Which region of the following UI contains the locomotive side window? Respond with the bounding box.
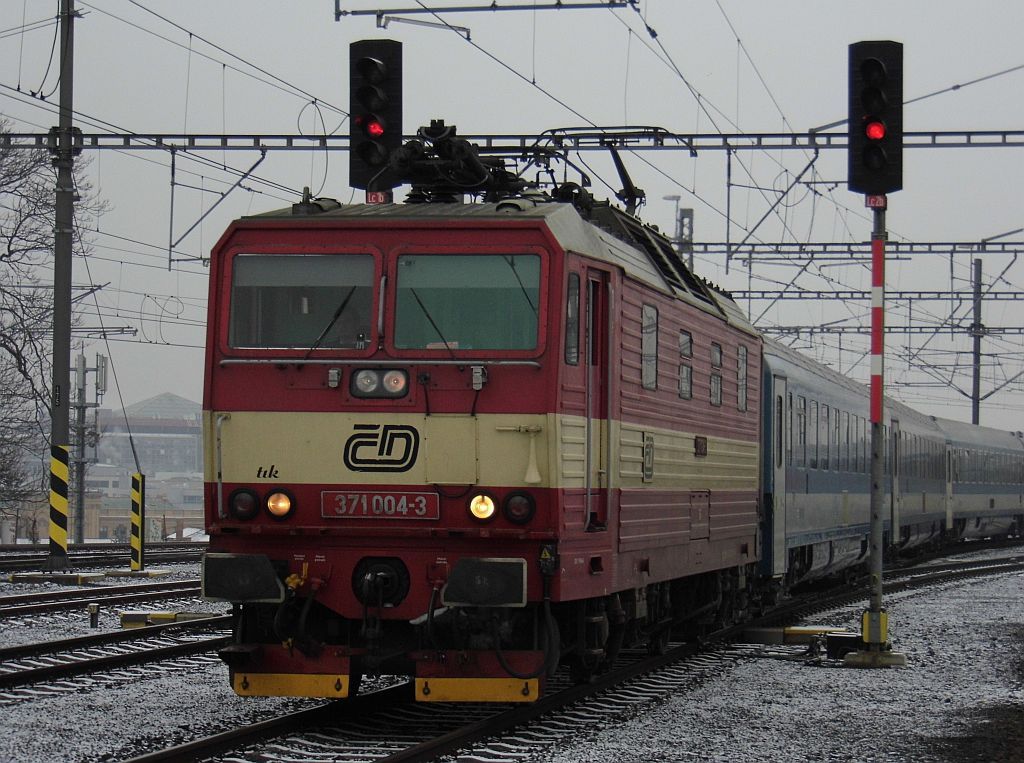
[709,342,722,407]
[678,330,692,399]
[678,364,692,399]
[737,345,748,412]
[641,304,658,390]
[565,273,580,365]
[229,254,374,349]
[679,330,693,357]
[394,254,540,351]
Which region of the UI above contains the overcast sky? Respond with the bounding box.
[2,1,1023,430]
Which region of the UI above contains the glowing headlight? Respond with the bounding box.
[266,491,294,519]
[468,494,496,521]
[382,369,408,395]
[353,369,380,394]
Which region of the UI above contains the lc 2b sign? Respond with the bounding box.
[343,424,420,472]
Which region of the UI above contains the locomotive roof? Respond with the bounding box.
[241,199,757,337]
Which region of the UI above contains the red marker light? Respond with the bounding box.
[865,120,886,141]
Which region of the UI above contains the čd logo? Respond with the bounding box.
[343,424,419,472]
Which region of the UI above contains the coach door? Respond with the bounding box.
[944,444,954,533]
[890,418,902,541]
[584,268,610,531]
[770,376,788,577]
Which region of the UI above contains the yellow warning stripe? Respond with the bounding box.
[48,445,69,554]
[415,677,538,703]
[232,672,349,697]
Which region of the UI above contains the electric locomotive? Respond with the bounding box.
[200,129,762,702]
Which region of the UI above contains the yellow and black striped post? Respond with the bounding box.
[130,472,146,571]
[46,444,71,571]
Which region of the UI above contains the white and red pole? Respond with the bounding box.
[867,196,887,648]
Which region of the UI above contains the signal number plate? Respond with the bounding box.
[321,491,439,520]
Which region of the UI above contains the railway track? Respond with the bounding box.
[0,543,205,572]
[0,615,231,696]
[114,551,1024,763]
[0,579,202,617]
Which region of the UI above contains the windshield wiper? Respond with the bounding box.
[503,256,537,316]
[410,287,457,359]
[304,285,358,358]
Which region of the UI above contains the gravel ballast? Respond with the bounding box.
[1,564,1022,762]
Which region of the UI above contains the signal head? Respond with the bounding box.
[847,41,903,195]
[349,40,403,192]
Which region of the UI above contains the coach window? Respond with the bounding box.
[787,392,794,465]
[796,396,807,467]
[565,273,580,365]
[737,345,748,412]
[641,304,658,389]
[820,405,830,470]
[229,254,374,349]
[809,401,819,469]
[835,411,843,471]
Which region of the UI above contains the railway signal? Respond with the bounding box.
[847,40,903,195]
[349,39,402,192]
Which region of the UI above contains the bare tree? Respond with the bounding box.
[0,117,101,539]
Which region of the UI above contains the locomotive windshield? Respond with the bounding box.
[394,254,540,351]
[228,254,374,349]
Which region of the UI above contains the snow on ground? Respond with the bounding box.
[534,572,1024,763]
[1,560,1023,762]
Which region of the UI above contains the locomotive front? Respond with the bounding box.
[201,202,566,702]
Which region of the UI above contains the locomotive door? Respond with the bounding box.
[770,376,788,577]
[584,268,610,530]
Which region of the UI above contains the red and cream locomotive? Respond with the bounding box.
[201,128,763,702]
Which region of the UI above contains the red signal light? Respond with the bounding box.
[366,120,385,138]
[865,120,886,141]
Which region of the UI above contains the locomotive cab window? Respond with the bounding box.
[641,304,658,390]
[394,254,540,351]
[229,254,374,349]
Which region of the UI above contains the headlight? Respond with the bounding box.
[382,369,408,395]
[468,493,496,522]
[353,369,380,394]
[350,368,409,398]
[265,490,294,520]
[502,492,536,525]
[228,489,259,520]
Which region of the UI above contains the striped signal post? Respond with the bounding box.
[130,473,146,571]
[846,196,906,667]
[46,445,71,571]
[867,203,887,645]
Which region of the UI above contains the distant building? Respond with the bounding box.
[97,392,202,474]
[9,393,207,544]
